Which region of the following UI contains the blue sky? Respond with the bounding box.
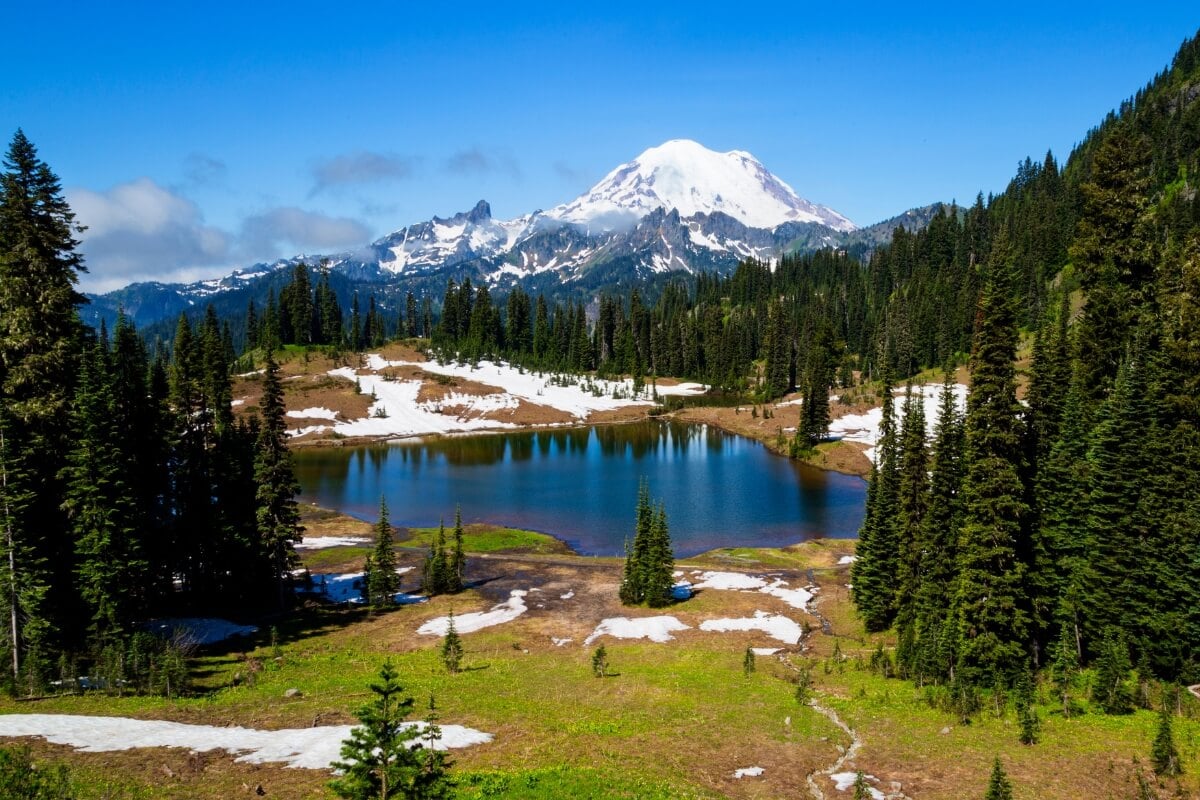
[3,3,1197,291]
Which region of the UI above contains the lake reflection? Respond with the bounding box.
[293,420,866,557]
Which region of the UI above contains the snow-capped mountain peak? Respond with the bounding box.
[547,139,855,233]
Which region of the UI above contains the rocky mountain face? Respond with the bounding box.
[84,140,934,331]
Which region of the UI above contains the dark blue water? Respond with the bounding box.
[293,420,866,557]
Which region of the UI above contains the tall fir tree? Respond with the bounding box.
[367,498,400,609]
[911,369,964,683]
[619,480,654,605]
[448,506,465,594]
[253,351,303,609]
[894,385,929,675]
[851,374,901,632]
[0,130,87,688]
[953,237,1031,688]
[61,338,145,645]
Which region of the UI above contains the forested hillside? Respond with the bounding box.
[851,29,1200,693]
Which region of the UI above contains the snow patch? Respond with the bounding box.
[294,536,370,550]
[583,616,690,645]
[829,383,967,464]
[417,590,528,635]
[287,407,339,421]
[699,611,804,644]
[551,637,572,647]
[689,571,814,611]
[0,714,491,771]
[831,772,884,799]
[837,555,857,565]
[142,618,257,645]
[733,766,764,778]
[301,570,420,605]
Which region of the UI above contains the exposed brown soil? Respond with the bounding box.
[415,373,506,403]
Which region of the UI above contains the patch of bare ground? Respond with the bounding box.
[674,397,873,477]
[373,341,427,362]
[587,405,655,424]
[415,373,506,403]
[477,400,578,426]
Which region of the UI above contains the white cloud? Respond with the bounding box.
[444,147,520,179]
[239,207,371,256]
[311,151,417,194]
[69,179,373,293]
[69,179,232,291]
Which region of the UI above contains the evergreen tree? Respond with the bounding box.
[440,613,463,674]
[1151,685,1181,777]
[0,130,86,688]
[851,771,871,800]
[423,522,449,596]
[62,339,145,644]
[894,385,929,674]
[329,661,453,800]
[762,299,792,399]
[983,757,1013,800]
[852,374,900,632]
[742,647,755,676]
[1049,624,1079,718]
[448,507,465,594]
[591,645,608,678]
[642,503,675,608]
[1015,665,1039,745]
[368,498,400,609]
[912,369,964,683]
[954,238,1030,688]
[254,351,303,609]
[619,481,654,605]
[1092,628,1135,715]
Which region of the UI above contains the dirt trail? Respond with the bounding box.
[804,699,863,799]
[1189,684,1200,701]
[796,588,911,800]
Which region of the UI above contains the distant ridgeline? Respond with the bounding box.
[0,26,1199,698]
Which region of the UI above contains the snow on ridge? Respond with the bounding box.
[546,139,855,233]
[0,714,492,771]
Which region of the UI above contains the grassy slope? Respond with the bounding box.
[3,534,1197,799]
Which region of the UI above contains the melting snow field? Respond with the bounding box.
[417,590,528,635]
[831,771,884,799]
[733,766,765,779]
[699,611,804,644]
[689,571,815,611]
[142,618,257,645]
[302,569,420,605]
[829,383,967,463]
[584,616,691,645]
[0,714,492,771]
[289,354,707,439]
[294,536,370,550]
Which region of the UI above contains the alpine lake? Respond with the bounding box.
[294,419,866,557]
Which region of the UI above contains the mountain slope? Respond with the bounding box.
[85,140,908,331]
[547,139,855,232]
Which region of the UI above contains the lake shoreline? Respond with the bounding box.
[288,407,875,479]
